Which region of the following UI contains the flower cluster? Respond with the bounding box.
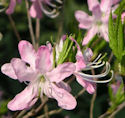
[6,0,63,18]
[75,0,120,45]
[1,0,122,113]
[1,36,112,111]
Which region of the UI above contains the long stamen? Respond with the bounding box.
[55,0,63,4]
[77,71,113,83]
[77,62,110,78]
[83,61,105,71]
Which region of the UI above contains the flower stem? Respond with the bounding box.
[25,0,36,49]
[35,18,40,50]
[8,15,21,41]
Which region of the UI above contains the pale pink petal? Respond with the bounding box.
[30,1,42,18]
[122,12,125,23]
[100,25,109,42]
[8,84,38,111]
[112,0,120,5]
[43,81,71,99]
[57,82,71,92]
[11,58,37,82]
[47,43,53,65]
[49,83,77,110]
[18,40,36,69]
[100,0,112,12]
[87,0,99,11]
[46,62,76,83]
[36,46,52,73]
[75,50,86,71]
[92,5,102,19]
[82,26,98,45]
[76,75,96,94]
[75,10,93,29]
[101,12,110,24]
[1,63,17,79]
[111,81,121,95]
[6,0,16,14]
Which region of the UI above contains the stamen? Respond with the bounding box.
[55,0,63,4]
[39,0,61,18]
[24,81,29,85]
[93,54,102,63]
[77,70,113,83]
[83,61,105,71]
[77,62,110,78]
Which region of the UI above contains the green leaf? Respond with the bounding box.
[57,37,73,65]
[114,0,125,15]
[109,12,117,56]
[116,12,124,61]
[108,10,124,61]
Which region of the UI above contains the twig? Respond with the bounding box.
[25,0,36,49]
[42,96,49,118]
[16,110,27,118]
[98,111,109,118]
[8,15,21,41]
[89,69,96,118]
[66,75,75,84]
[22,97,48,118]
[75,88,85,99]
[109,102,125,118]
[90,92,97,118]
[36,88,85,118]
[44,104,49,118]
[99,102,125,118]
[37,108,62,118]
[35,18,40,49]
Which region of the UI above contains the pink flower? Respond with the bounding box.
[75,0,120,45]
[30,0,62,18]
[73,47,112,94]
[74,48,96,94]
[6,0,22,14]
[1,40,77,111]
[29,0,49,18]
[69,37,110,94]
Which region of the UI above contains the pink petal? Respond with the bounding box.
[8,84,38,111]
[30,1,42,19]
[11,58,37,82]
[1,63,17,79]
[18,40,36,69]
[36,46,52,73]
[100,0,112,12]
[6,0,16,14]
[50,83,77,110]
[100,25,109,42]
[57,82,71,92]
[44,81,71,98]
[87,0,99,11]
[46,62,76,83]
[112,0,120,5]
[75,10,93,29]
[82,26,98,45]
[92,5,102,19]
[122,12,125,23]
[76,75,96,94]
[75,50,86,71]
